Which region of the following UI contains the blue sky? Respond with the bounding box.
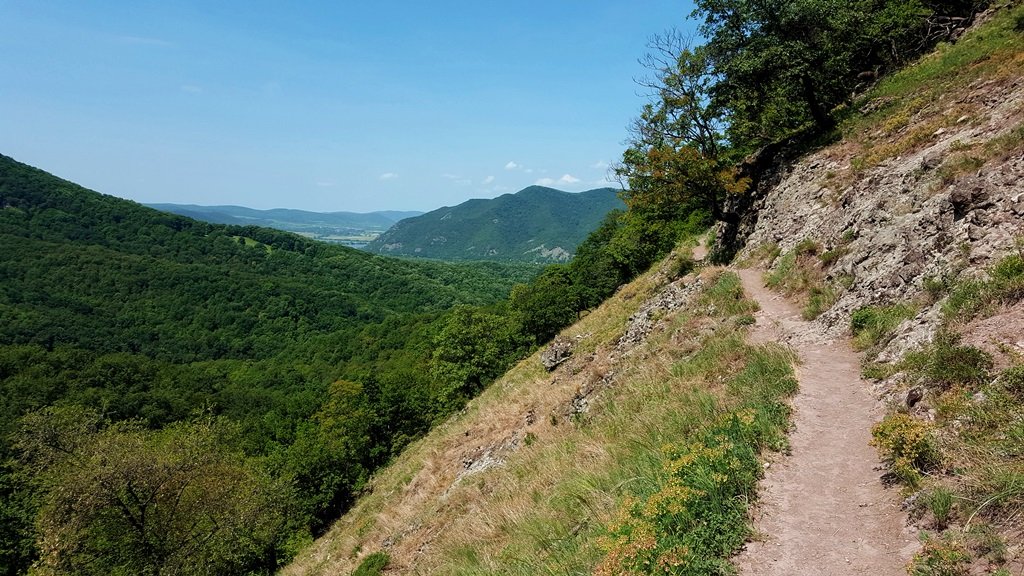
[1,1,698,212]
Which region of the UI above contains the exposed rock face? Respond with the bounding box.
[540,338,573,371]
[617,277,704,353]
[733,75,1024,359]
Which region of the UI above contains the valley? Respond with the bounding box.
[2,1,1022,576]
[145,203,423,248]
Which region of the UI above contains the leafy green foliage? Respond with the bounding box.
[909,534,971,576]
[509,266,582,345]
[694,0,979,152]
[431,306,525,408]
[15,407,291,576]
[0,154,536,574]
[593,274,797,574]
[364,186,625,263]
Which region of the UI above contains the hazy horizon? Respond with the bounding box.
[1,1,697,213]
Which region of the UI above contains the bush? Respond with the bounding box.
[594,410,765,576]
[871,413,940,488]
[909,535,969,576]
[903,330,992,391]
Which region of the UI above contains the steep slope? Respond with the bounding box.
[363,186,625,262]
[0,153,543,574]
[725,4,1024,573]
[0,154,529,361]
[145,204,422,246]
[284,245,803,575]
[284,7,1024,575]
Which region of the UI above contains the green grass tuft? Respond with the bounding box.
[850,303,917,350]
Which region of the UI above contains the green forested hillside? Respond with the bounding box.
[363,186,625,262]
[0,153,538,575]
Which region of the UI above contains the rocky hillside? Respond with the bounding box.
[731,4,1023,355]
[363,186,624,263]
[283,5,1024,575]
[727,5,1024,572]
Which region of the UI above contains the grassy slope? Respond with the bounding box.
[288,7,1024,575]
[284,248,797,575]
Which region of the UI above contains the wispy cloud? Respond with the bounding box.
[535,174,581,187]
[441,173,471,185]
[504,161,519,170]
[482,175,495,185]
[379,172,399,180]
[591,160,610,170]
[315,181,335,188]
[180,84,204,94]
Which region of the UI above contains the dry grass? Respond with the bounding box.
[283,256,795,576]
[832,2,1024,182]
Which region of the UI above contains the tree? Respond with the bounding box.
[508,267,582,345]
[283,379,379,531]
[614,34,744,231]
[694,0,979,148]
[15,407,290,576]
[430,306,523,405]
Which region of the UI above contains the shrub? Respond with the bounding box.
[903,330,992,391]
[871,413,940,488]
[909,536,970,576]
[594,410,766,576]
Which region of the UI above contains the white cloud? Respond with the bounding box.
[591,160,610,170]
[535,174,581,187]
[456,178,472,185]
[482,175,495,185]
[504,161,519,170]
[441,173,460,180]
[180,84,204,94]
[379,172,399,180]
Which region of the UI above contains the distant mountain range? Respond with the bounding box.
[145,203,422,247]
[363,186,625,263]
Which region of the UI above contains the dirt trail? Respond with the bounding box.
[733,268,918,575]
